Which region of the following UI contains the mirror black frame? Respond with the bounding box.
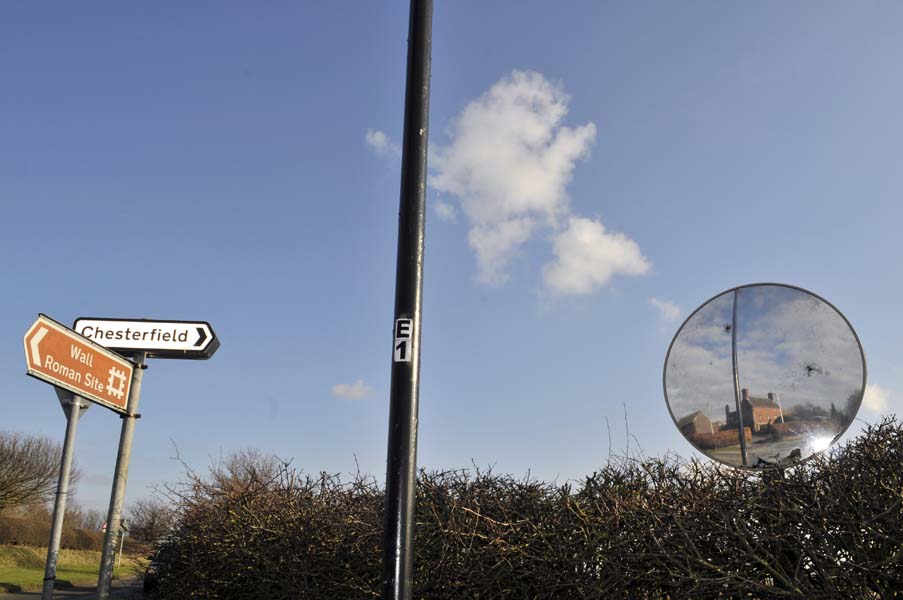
[662,282,867,470]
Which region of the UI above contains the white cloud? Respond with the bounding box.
[863,383,892,413]
[542,217,650,295]
[430,70,595,225]
[365,129,400,158]
[433,70,642,289]
[434,199,458,223]
[650,297,682,322]
[469,217,534,285]
[330,379,373,400]
[430,70,649,293]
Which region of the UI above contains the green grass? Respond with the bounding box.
[0,545,144,593]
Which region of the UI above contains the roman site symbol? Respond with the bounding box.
[106,367,128,400]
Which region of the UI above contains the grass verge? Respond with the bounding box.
[0,545,145,593]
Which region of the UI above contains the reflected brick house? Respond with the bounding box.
[678,411,714,437]
[725,389,784,432]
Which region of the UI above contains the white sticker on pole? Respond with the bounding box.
[394,318,413,363]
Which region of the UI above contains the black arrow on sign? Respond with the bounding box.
[194,327,208,348]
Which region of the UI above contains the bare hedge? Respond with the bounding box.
[149,418,903,599]
[0,516,97,549]
[0,515,143,553]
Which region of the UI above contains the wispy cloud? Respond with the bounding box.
[365,129,400,159]
[434,199,458,223]
[330,379,373,400]
[863,383,892,413]
[650,297,682,323]
[430,70,649,293]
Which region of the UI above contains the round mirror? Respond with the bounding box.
[663,283,866,469]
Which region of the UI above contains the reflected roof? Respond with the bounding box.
[677,411,707,427]
[746,395,779,409]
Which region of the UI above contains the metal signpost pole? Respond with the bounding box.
[382,1,432,598]
[97,352,146,599]
[117,528,124,569]
[116,520,128,570]
[41,391,86,600]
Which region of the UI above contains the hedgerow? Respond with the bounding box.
[149,418,903,599]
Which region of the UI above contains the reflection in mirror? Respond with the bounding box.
[664,284,865,469]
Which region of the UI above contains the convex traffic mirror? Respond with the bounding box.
[664,284,866,469]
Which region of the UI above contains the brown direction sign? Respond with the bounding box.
[24,314,135,414]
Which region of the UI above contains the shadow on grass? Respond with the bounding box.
[0,581,24,593]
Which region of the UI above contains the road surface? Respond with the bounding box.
[0,577,143,599]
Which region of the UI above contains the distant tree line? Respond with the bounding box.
[0,499,159,553]
[0,429,162,553]
[146,419,901,598]
[0,501,105,551]
[0,430,73,511]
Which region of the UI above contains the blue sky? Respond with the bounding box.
[1,2,901,512]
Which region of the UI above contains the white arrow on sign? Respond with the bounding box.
[29,326,48,366]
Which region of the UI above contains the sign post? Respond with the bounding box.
[76,316,218,598]
[383,1,432,598]
[117,519,129,569]
[23,315,135,600]
[40,389,89,600]
[96,351,146,599]
[23,313,219,599]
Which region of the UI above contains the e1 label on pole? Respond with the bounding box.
[24,314,134,414]
[394,318,413,363]
[73,317,219,359]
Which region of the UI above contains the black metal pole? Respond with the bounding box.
[382,1,432,599]
[730,289,749,467]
